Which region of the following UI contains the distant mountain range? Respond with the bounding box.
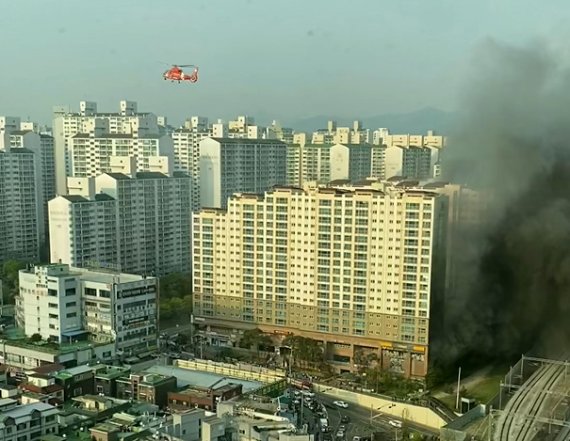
[288,107,457,134]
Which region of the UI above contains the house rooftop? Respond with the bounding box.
[55,364,93,380]
[94,365,130,380]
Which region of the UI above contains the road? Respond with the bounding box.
[159,322,194,336]
[316,393,439,441]
[315,393,392,441]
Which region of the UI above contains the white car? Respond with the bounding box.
[333,400,349,408]
[388,420,402,428]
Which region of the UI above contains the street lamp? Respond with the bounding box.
[369,403,396,426]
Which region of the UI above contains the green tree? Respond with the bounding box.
[182,295,193,316]
[1,260,26,302]
[282,335,324,367]
[159,298,175,320]
[160,272,192,299]
[240,328,273,352]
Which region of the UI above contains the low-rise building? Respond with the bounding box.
[20,392,50,405]
[20,372,64,405]
[116,372,177,408]
[54,365,94,401]
[94,365,131,397]
[70,395,131,422]
[0,398,17,412]
[0,338,115,371]
[0,385,19,400]
[16,263,157,357]
[0,402,59,441]
[168,383,243,412]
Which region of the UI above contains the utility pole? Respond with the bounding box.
[456,366,462,411]
[487,407,493,441]
[300,394,304,428]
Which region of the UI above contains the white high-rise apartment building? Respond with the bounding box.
[199,137,287,209]
[373,129,446,179]
[287,143,373,187]
[266,120,294,143]
[9,129,56,247]
[49,169,192,277]
[192,181,448,378]
[228,115,256,138]
[48,193,118,268]
[52,100,160,194]
[0,116,20,149]
[0,146,40,262]
[329,143,373,182]
[173,116,210,211]
[17,263,157,355]
[68,131,173,178]
[311,120,371,145]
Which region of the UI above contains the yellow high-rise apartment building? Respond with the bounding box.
[192,181,448,378]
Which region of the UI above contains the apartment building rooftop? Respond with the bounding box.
[72,133,163,139]
[210,137,287,145]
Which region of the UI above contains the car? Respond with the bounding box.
[336,431,345,439]
[333,401,349,408]
[388,420,402,428]
[340,415,350,424]
[339,425,347,431]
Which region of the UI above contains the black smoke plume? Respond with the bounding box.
[434,39,570,366]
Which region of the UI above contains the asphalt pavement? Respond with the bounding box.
[316,393,392,441]
[315,393,439,441]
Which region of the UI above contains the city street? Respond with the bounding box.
[315,393,439,441]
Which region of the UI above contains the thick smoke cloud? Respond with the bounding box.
[435,39,570,365]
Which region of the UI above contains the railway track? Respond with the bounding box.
[495,360,565,441]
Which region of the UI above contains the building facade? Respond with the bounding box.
[192,182,448,378]
[0,402,59,441]
[49,170,192,276]
[0,147,40,262]
[373,130,446,180]
[8,130,56,251]
[172,118,210,212]
[199,138,287,209]
[16,263,158,356]
[68,132,173,178]
[52,100,160,194]
[329,143,373,182]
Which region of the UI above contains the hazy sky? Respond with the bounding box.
[1,0,569,126]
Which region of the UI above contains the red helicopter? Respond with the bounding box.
[163,64,199,83]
